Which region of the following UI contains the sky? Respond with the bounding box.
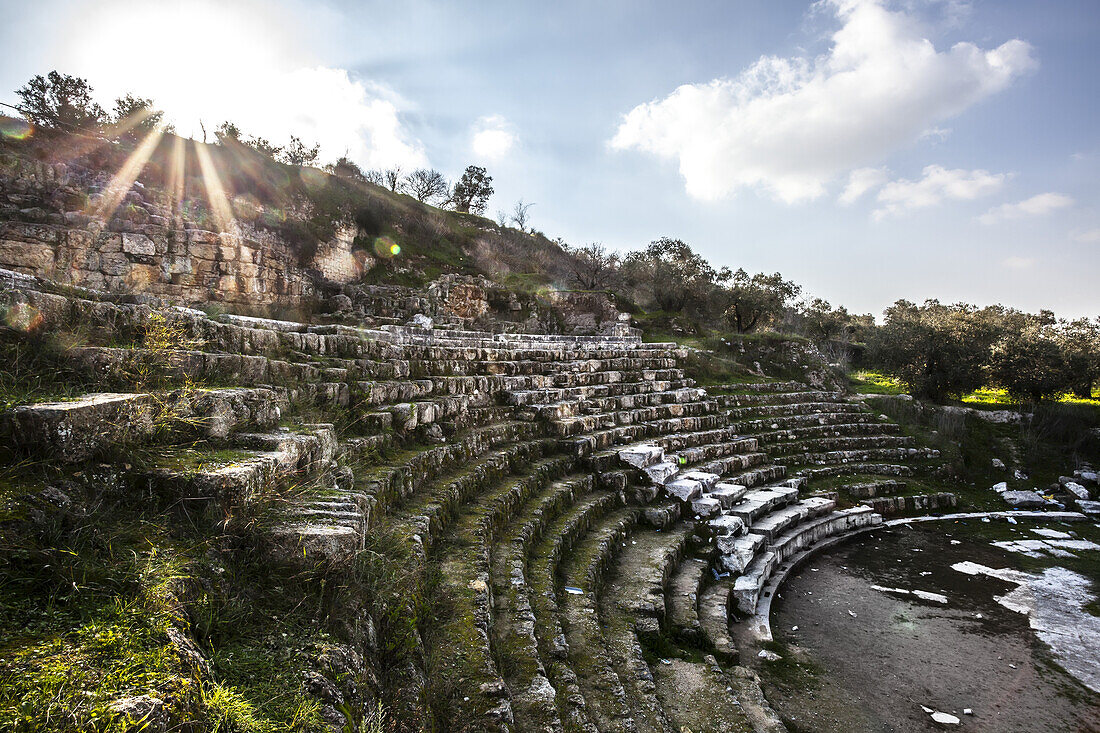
[1,0,1098,319]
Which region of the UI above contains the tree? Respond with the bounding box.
[384,167,404,193]
[246,136,283,158]
[990,323,1072,402]
[1059,318,1100,398]
[568,242,620,290]
[280,135,320,166]
[722,270,801,333]
[621,238,725,313]
[16,71,105,132]
[111,94,169,139]
[450,165,494,214]
[363,169,384,186]
[510,199,534,232]
[215,121,242,143]
[869,299,1001,401]
[324,155,366,181]
[404,168,449,204]
[798,298,850,341]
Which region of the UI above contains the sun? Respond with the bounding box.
[61,0,304,138]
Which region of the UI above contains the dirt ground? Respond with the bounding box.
[758,524,1100,733]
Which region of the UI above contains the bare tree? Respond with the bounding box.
[364,169,384,186]
[569,242,620,290]
[496,210,509,228]
[280,135,321,166]
[404,168,449,204]
[510,199,534,233]
[383,166,405,193]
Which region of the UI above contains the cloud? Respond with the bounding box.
[471,115,517,161]
[53,1,428,172]
[977,192,1074,224]
[276,67,429,171]
[873,165,1006,218]
[840,167,890,204]
[1072,228,1100,243]
[610,0,1034,202]
[1003,256,1034,270]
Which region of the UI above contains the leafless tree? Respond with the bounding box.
[384,166,404,193]
[364,169,384,186]
[404,168,449,204]
[510,199,534,233]
[496,210,509,228]
[569,242,620,290]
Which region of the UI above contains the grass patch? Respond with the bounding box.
[848,370,906,396]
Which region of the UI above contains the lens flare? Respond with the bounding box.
[0,118,33,140]
[3,303,43,333]
[373,237,401,259]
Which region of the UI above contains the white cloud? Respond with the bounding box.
[1003,256,1034,270]
[977,192,1074,224]
[873,165,1006,218]
[840,167,890,204]
[471,115,517,161]
[610,0,1034,202]
[1072,228,1100,243]
[55,1,428,171]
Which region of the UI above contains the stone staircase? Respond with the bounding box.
[1,272,966,732]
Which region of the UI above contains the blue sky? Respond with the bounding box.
[1,0,1097,318]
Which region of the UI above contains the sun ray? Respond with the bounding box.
[193,140,236,233]
[167,134,186,216]
[91,123,166,222]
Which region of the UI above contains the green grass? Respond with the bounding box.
[847,370,906,396]
[961,385,1100,409]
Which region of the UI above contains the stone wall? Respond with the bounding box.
[0,157,366,310]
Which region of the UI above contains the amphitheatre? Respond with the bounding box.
[1,74,1099,733]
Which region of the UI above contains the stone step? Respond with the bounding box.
[528,488,624,733]
[715,390,845,408]
[843,480,907,499]
[422,454,576,731]
[766,434,915,454]
[732,411,882,433]
[727,401,869,421]
[522,388,709,421]
[397,444,565,550]
[731,507,882,616]
[697,579,737,661]
[778,446,939,467]
[754,421,903,444]
[504,379,697,406]
[564,414,728,457]
[704,381,806,394]
[137,424,337,505]
[667,557,710,644]
[349,421,541,524]
[746,497,837,541]
[557,506,644,732]
[861,492,957,515]
[491,475,596,733]
[1,387,282,462]
[552,400,720,437]
[796,462,917,480]
[600,525,694,733]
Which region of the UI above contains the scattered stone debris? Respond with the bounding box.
[757,649,782,662]
[870,585,948,604]
[952,561,1100,693]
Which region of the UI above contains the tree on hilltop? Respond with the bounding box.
[450,165,493,214]
[324,155,366,181]
[111,94,171,139]
[568,242,620,291]
[723,270,801,334]
[404,168,449,204]
[16,71,105,132]
[280,135,320,166]
[622,237,727,313]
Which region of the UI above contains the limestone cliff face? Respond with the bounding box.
[0,157,359,308]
